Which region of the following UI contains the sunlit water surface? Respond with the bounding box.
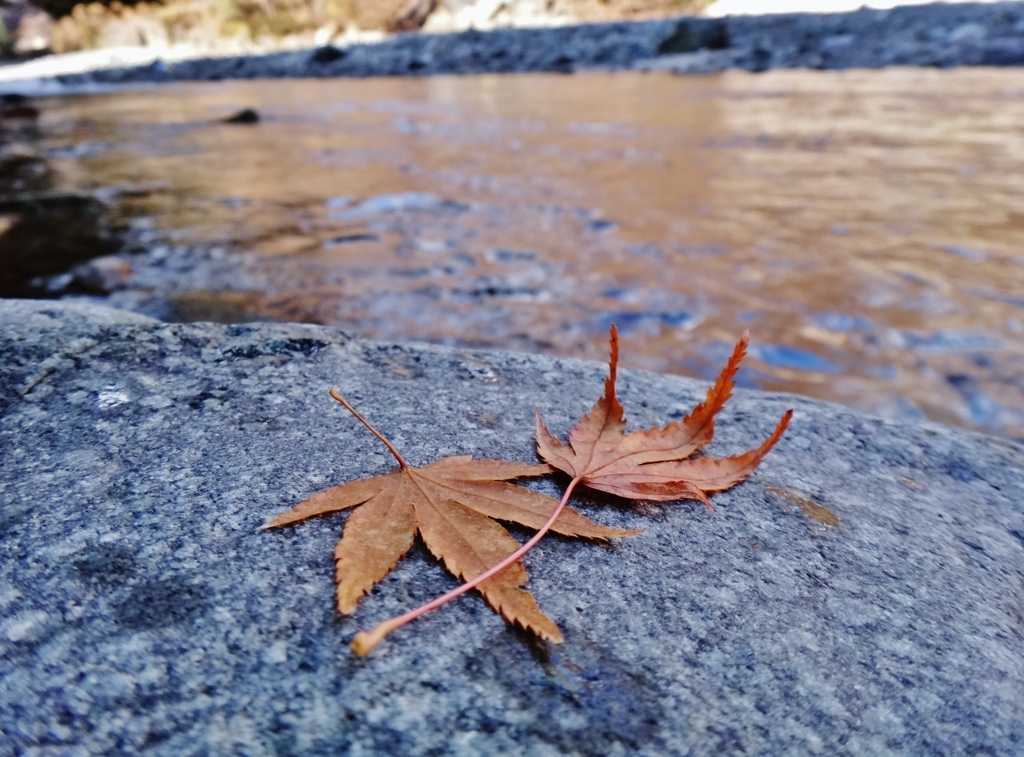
[36,69,1024,438]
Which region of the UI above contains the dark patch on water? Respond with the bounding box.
[947,373,973,391]
[323,233,379,247]
[603,310,699,334]
[601,286,629,299]
[751,344,843,374]
[223,108,260,125]
[585,219,616,232]
[0,193,119,297]
[461,284,541,299]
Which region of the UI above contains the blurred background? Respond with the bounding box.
[0,0,1022,441]
[3,0,719,58]
[0,0,1003,57]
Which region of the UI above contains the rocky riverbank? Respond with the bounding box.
[0,1,1022,89]
[1,298,1022,755]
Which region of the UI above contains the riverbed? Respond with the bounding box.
[29,67,1024,438]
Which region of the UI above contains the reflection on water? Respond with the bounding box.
[0,95,119,296]
[32,69,1024,439]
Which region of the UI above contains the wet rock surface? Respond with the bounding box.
[1,1,1022,88]
[1,299,1022,755]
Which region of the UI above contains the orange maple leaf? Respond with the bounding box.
[536,326,793,510]
[268,328,790,656]
[263,389,636,653]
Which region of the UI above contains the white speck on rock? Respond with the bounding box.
[0,584,23,610]
[263,640,288,664]
[3,610,48,641]
[97,385,130,410]
[140,394,173,409]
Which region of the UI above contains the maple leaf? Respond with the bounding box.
[536,326,793,510]
[263,389,636,654]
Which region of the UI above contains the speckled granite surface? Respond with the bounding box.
[1,299,1022,755]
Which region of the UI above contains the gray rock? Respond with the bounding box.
[2,1,1024,89]
[656,18,729,55]
[1,298,1022,756]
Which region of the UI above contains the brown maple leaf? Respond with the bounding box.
[536,326,793,509]
[263,388,636,654]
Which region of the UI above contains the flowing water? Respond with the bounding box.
[29,68,1024,438]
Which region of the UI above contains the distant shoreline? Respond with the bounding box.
[0,1,1022,92]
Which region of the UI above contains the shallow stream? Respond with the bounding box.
[29,68,1024,438]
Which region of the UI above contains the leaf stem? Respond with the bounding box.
[351,474,585,655]
[328,387,410,469]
